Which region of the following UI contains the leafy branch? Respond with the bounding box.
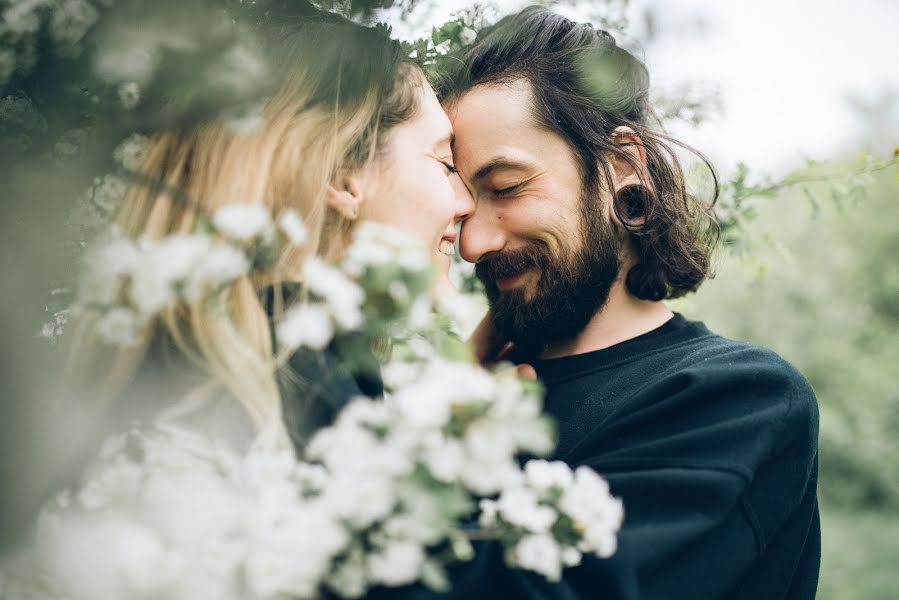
[716,151,898,250]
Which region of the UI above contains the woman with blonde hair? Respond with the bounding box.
[61,13,473,456]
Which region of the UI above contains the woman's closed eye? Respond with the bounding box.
[439,160,458,175]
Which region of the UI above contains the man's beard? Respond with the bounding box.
[475,199,621,358]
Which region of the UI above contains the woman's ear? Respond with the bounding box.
[325,169,365,220]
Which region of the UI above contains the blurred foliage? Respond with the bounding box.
[819,508,899,600]
[679,155,899,598]
[687,155,899,510]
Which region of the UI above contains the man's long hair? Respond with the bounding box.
[439,6,720,301]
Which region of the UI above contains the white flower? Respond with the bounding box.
[561,546,583,567]
[276,302,334,351]
[323,473,396,528]
[118,81,141,109]
[277,209,308,246]
[241,449,297,487]
[381,359,421,389]
[141,470,243,548]
[50,0,99,52]
[130,235,210,316]
[80,232,140,306]
[513,534,563,581]
[212,204,272,242]
[497,488,557,533]
[113,522,181,593]
[407,296,434,330]
[246,502,346,599]
[524,460,574,493]
[436,291,485,337]
[391,382,453,428]
[295,462,329,494]
[91,174,128,213]
[461,423,521,495]
[95,307,143,346]
[181,244,249,302]
[93,32,162,86]
[77,454,143,509]
[366,541,425,587]
[391,360,496,426]
[459,27,477,46]
[113,133,150,172]
[303,256,364,330]
[342,221,430,276]
[334,398,392,431]
[309,412,412,480]
[479,499,499,528]
[222,101,266,134]
[580,522,619,558]
[38,514,180,599]
[388,280,409,301]
[421,434,465,483]
[558,466,623,558]
[3,1,45,36]
[327,545,368,599]
[332,302,364,332]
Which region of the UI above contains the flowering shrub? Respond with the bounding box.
[2,209,624,599]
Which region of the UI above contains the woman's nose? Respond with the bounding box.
[451,174,475,223]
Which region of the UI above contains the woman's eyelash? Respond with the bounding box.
[441,161,458,174]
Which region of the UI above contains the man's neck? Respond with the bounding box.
[539,279,673,360]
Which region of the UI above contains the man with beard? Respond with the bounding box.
[436,6,821,600]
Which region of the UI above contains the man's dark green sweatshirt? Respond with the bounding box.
[518,312,821,599]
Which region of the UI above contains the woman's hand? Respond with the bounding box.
[468,312,537,380]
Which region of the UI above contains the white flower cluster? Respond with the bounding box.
[79,231,249,345]
[113,133,150,172]
[275,220,437,353]
[341,221,431,277]
[78,204,308,346]
[480,460,624,581]
[4,361,595,599]
[3,427,350,600]
[0,0,101,84]
[36,211,626,599]
[302,360,556,593]
[276,256,364,351]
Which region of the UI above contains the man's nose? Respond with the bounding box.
[451,175,475,224]
[459,199,507,263]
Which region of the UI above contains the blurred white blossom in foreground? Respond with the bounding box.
[5,209,623,598]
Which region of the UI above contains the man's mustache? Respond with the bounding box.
[474,243,549,285]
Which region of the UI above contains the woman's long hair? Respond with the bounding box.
[61,16,422,442]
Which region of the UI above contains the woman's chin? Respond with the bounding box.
[433,253,458,294]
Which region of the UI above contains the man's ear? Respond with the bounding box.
[325,169,365,220]
[607,126,652,228]
[608,125,649,190]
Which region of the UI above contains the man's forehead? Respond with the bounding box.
[449,79,537,140]
[448,79,544,170]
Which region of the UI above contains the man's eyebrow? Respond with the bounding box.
[471,158,532,182]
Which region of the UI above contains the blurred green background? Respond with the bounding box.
[681,163,899,599]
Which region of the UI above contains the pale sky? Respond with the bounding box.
[385,0,899,178]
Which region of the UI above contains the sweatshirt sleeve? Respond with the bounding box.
[568,347,819,599]
[279,331,384,454]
